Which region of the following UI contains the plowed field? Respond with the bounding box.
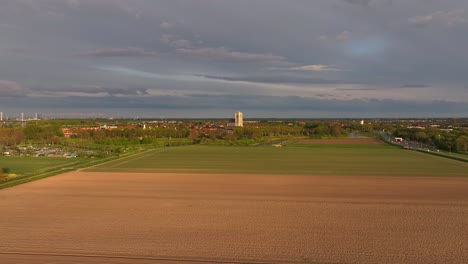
[1,172,468,264]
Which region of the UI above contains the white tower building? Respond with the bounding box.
[235,112,243,127]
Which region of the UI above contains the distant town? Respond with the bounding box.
[0,111,466,160]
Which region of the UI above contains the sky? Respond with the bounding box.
[0,0,467,118]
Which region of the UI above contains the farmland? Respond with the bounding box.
[87,145,468,177]
[296,138,386,145]
[0,155,122,190]
[1,171,468,263]
[0,156,86,176]
[1,143,468,263]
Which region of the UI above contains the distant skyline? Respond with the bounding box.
[1,0,468,117]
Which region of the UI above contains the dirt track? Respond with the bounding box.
[297,138,385,145]
[1,172,468,263]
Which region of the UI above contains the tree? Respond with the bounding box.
[455,136,468,152]
[415,131,428,141]
[330,125,343,137]
[188,129,201,144]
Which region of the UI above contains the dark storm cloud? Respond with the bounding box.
[1,0,468,117]
[2,93,467,118]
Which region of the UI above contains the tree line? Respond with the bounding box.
[391,128,468,152]
[2,120,466,153]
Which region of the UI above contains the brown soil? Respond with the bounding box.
[297,138,386,145]
[1,172,468,264]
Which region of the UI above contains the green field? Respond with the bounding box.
[86,145,468,177]
[0,155,123,189]
[0,156,88,176]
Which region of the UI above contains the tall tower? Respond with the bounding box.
[235,112,243,127]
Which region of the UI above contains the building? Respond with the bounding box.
[235,112,243,127]
[62,128,75,138]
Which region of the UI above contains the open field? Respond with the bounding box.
[1,171,468,263]
[296,138,385,145]
[0,155,128,190]
[437,150,468,160]
[86,145,468,177]
[0,156,86,176]
[2,145,468,263]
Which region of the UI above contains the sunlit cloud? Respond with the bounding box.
[291,65,341,71]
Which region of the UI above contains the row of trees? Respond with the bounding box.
[1,124,64,146]
[304,123,346,138]
[23,124,63,141]
[0,127,24,146]
[2,120,467,153]
[2,121,348,147]
[75,127,190,139]
[392,128,468,152]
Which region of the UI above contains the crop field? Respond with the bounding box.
[0,156,86,176]
[86,145,468,177]
[1,171,468,263]
[296,138,385,145]
[2,144,468,263]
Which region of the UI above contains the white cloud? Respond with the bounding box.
[291,65,340,71]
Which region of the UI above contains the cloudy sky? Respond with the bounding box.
[1,0,467,118]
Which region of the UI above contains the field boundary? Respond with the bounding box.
[413,149,468,163]
[379,134,468,163]
[80,148,161,171]
[0,157,113,190]
[296,138,385,145]
[0,149,152,190]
